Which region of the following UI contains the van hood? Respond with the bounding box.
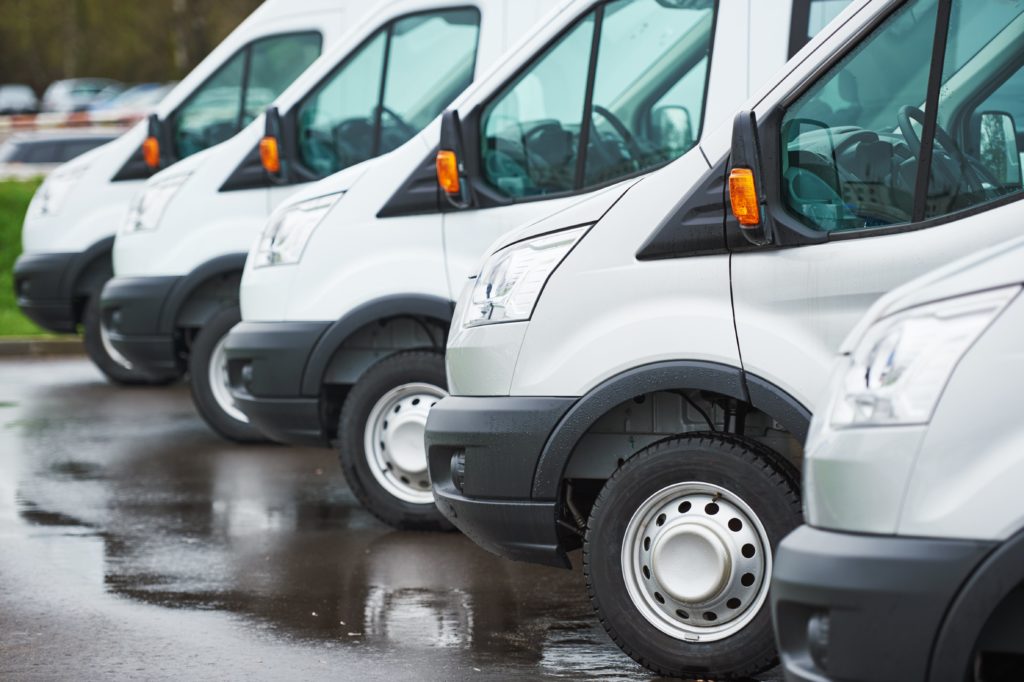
[485,178,640,256]
[841,235,1024,353]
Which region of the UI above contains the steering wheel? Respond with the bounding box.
[897,105,992,195]
[521,121,576,189]
[303,128,339,170]
[377,105,418,139]
[174,128,205,158]
[591,105,643,161]
[832,129,879,158]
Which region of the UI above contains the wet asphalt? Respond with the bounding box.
[0,356,782,681]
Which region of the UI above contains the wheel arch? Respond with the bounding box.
[531,361,811,501]
[929,527,1024,678]
[157,253,247,335]
[66,236,115,322]
[301,294,455,397]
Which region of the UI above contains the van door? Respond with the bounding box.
[442,0,719,299]
[731,0,1024,410]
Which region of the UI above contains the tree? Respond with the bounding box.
[0,0,262,94]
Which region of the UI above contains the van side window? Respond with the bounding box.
[923,1,1024,218]
[296,9,481,179]
[481,0,716,201]
[173,32,323,160]
[781,0,1024,233]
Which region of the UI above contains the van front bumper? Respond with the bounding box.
[772,525,995,681]
[99,275,182,377]
[13,252,80,333]
[222,320,332,447]
[425,395,576,568]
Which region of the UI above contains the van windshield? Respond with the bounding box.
[481,0,716,199]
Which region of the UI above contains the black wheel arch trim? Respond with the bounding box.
[745,372,811,443]
[929,527,1024,680]
[299,294,455,396]
[530,360,811,500]
[65,236,115,300]
[157,253,248,334]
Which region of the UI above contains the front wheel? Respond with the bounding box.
[189,307,266,443]
[337,351,452,531]
[584,433,801,680]
[83,294,179,386]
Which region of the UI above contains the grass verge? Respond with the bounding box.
[0,179,47,337]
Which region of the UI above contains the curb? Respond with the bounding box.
[0,337,85,357]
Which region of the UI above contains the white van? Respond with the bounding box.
[223,0,849,529]
[14,0,359,384]
[424,0,1024,677]
[99,0,551,443]
[771,236,1024,681]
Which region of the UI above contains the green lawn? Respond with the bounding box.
[0,179,47,337]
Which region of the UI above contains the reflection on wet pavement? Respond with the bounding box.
[0,357,781,680]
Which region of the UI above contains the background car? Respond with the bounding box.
[0,84,39,114]
[40,78,123,113]
[0,130,121,180]
[89,82,175,112]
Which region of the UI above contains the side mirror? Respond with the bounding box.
[260,106,286,183]
[143,113,162,170]
[729,110,773,246]
[650,105,693,155]
[977,111,1022,188]
[437,109,472,209]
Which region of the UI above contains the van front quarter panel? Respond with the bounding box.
[112,174,269,279]
[509,151,739,398]
[22,162,142,255]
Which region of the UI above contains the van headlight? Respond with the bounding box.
[464,226,589,328]
[122,172,191,234]
[31,165,88,217]
[252,193,342,268]
[830,286,1019,428]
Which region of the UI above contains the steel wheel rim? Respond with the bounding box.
[208,334,248,425]
[100,320,134,371]
[621,481,772,642]
[364,382,446,505]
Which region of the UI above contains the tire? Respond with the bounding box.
[189,306,266,443]
[584,432,801,680]
[82,294,178,386]
[337,350,453,531]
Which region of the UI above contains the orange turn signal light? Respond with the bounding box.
[729,168,760,227]
[142,136,160,169]
[436,149,461,195]
[259,136,281,174]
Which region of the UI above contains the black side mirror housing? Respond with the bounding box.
[263,106,288,184]
[145,112,169,170]
[146,113,161,141]
[729,110,773,246]
[439,109,472,209]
